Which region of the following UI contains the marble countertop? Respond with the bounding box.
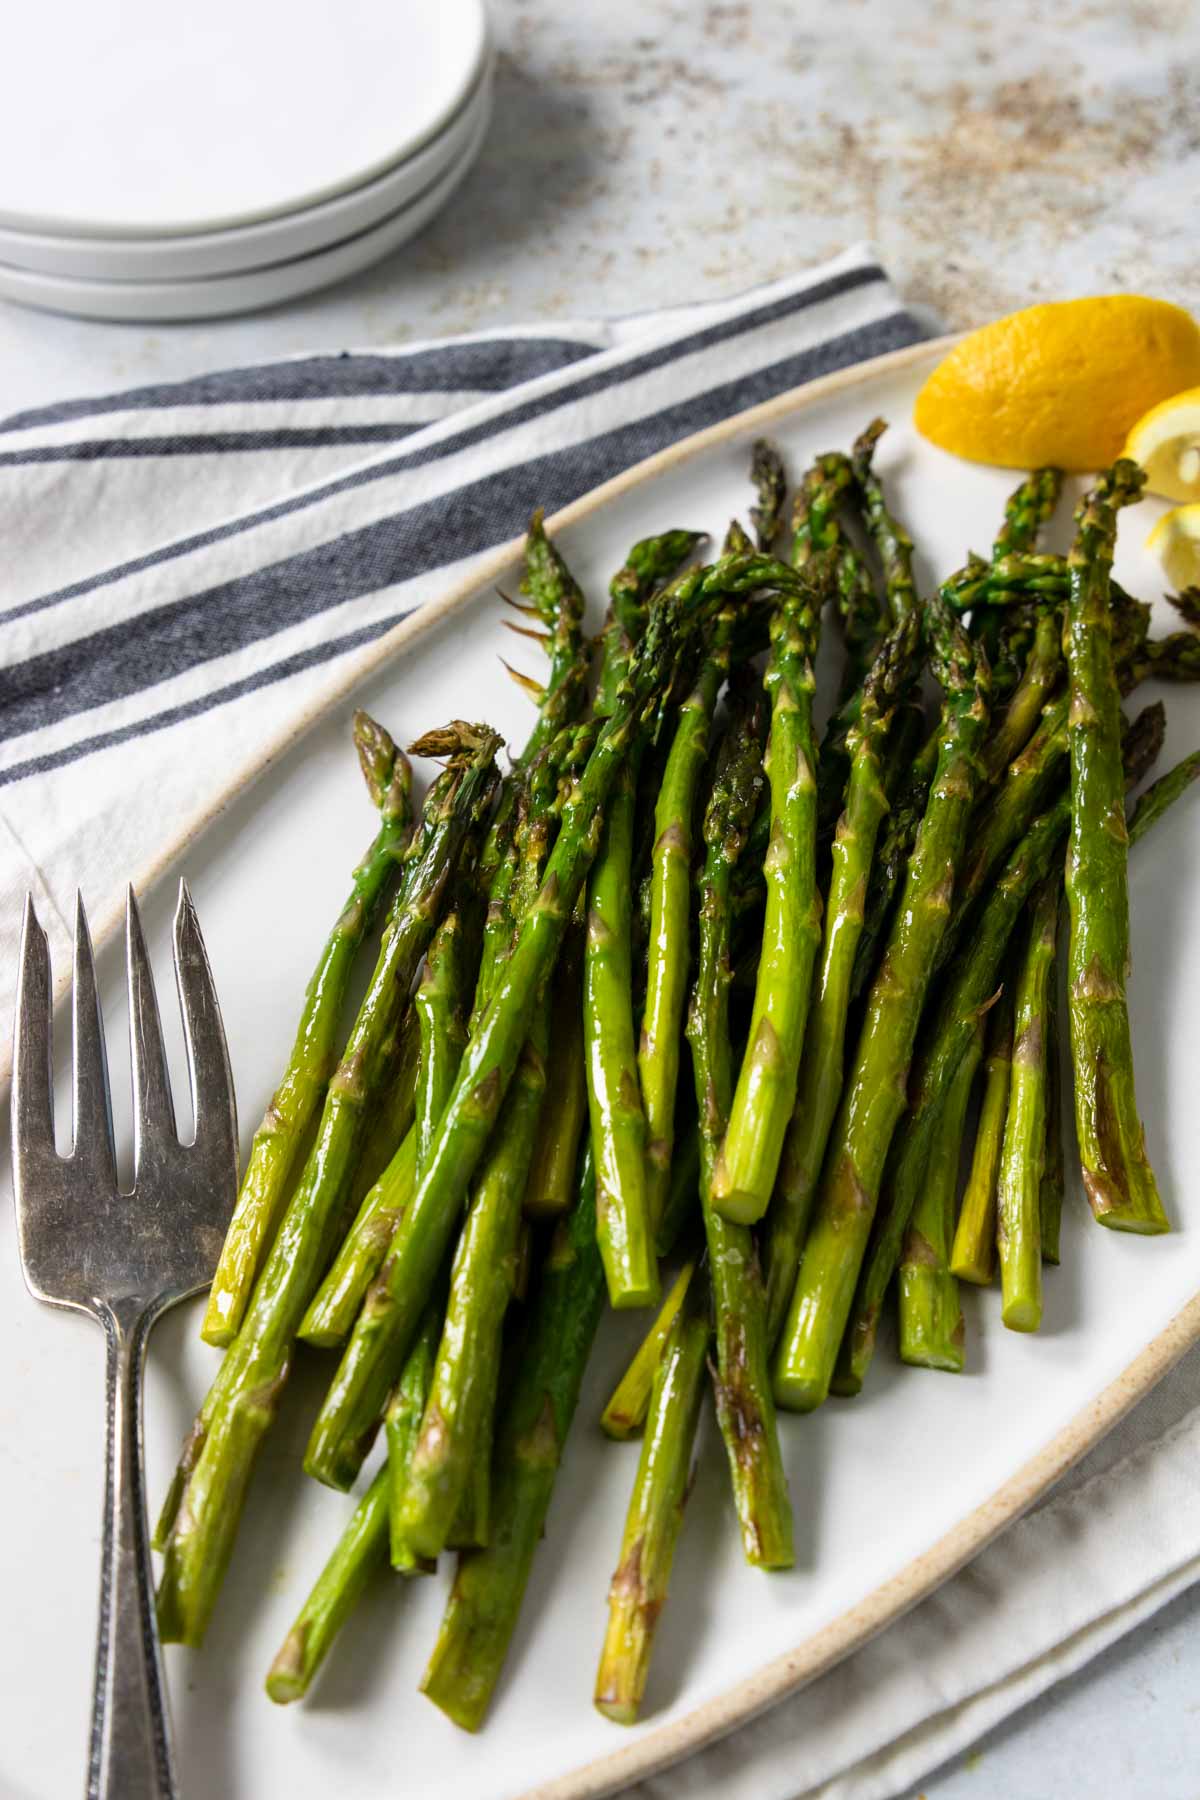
[0,0,1195,414]
[3,2,1197,1794]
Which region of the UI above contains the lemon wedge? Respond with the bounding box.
[914,296,1200,471]
[1122,388,1200,501]
[1145,504,1200,589]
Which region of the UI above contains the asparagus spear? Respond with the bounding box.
[763,611,921,1346]
[593,1301,708,1724]
[412,861,484,1174]
[587,746,656,1307]
[265,1468,392,1704]
[653,1112,702,1259]
[851,418,918,623]
[1064,463,1167,1234]
[1039,942,1066,1267]
[712,570,824,1226]
[639,603,736,1233]
[1128,747,1200,843]
[993,468,1064,558]
[998,871,1061,1331]
[305,552,804,1490]
[600,1258,698,1440]
[950,982,1015,1286]
[299,1130,418,1349]
[200,714,414,1346]
[522,916,587,1218]
[422,1145,607,1732]
[154,725,502,1647]
[385,1302,443,1572]
[981,604,1063,783]
[773,601,989,1412]
[688,681,794,1567]
[1166,586,1200,630]
[264,1302,441,1703]
[749,438,787,551]
[897,1016,979,1372]
[508,509,590,770]
[849,723,938,1002]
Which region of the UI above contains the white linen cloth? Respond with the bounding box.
[2,244,1197,1799]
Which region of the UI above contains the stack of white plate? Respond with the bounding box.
[0,0,492,321]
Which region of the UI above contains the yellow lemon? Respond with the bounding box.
[1122,389,1200,501]
[914,296,1200,472]
[1145,504,1200,590]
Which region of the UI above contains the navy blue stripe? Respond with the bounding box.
[0,340,601,434]
[0,423,425,465]
[0,608,412,790]
[0,308,924,758]
[0,261,893,632]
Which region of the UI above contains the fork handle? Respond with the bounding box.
[88,1299,178,1800]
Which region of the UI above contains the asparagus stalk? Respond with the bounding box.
[522,916,587,1217]
[850,723,938,1002]
[600,1258,698,1440]
[421,1144,607,1732]
[265,1467,392,1704]
[712,570,823,1225]
[1128,748,1200,844]
[851,418,919,623]
[749,438,787,552]
[347,1005,421,1209]
[897,1017,979,1371]
[1064,464,1167,1234]
[201,714,414,1346]
[1039,945,1066,1267]
[639,604,736,1233]
[587,545,660,1307]
[993,468,1064,557]
[773,601,990,1413]
[412,863,483,1174]
[998,872,1061,1331]
[264,1303,441,1703]
[154,726,502,1646]
[593,1302,708,1724]
[950,982,1015,1286]
[763,611,921,1346]
[587,748,657,1307]
[688,682,794,1567]
[299,1130,418,1348]
[653,1113,702,1259]
[386,1302,442,1572]
[981,604,1063,783]
[305,553,804,1490]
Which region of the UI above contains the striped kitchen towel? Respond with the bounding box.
[0,243,926,1058]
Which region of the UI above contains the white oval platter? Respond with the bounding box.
[1,338,1197,1800]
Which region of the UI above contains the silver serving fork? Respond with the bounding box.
[11,884,238,1800]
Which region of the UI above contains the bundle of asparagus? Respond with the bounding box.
[156,433,1200,1738]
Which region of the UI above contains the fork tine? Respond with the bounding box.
[173,880,237,1162]
[70,893,116,1183]
[11,895,56,1185]
[126,886,176,1168]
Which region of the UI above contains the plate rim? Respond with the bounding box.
[16,327,1198,1798]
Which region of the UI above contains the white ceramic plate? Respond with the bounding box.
[0,0,491,237]
[3,341,1198,1800]
[0,61,493,283]
[0,92,492,323]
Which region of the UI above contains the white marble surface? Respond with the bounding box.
[0,0,1197,413]
[3,2,1198,1796]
